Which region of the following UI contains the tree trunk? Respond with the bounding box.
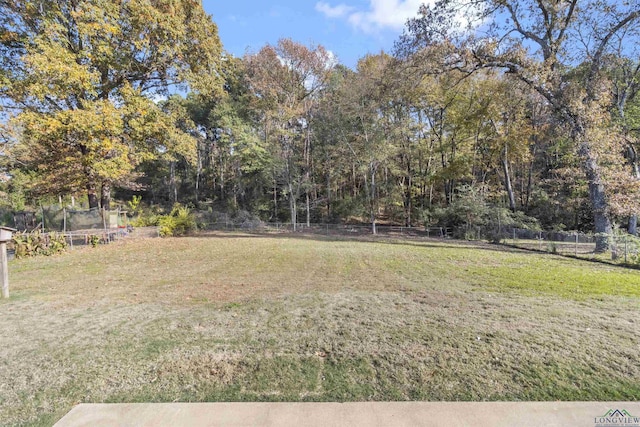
[273,179,278,221]
[219,154,225,201]
[402,155,413,227]
[578,137,612,252]
[289,182,297,231]
[195,143,202,203]
[352,163,357,197]
[588,182,612,253]
[404,179,412,227]
[524,148,536,211]
[170,161,177,204]
[306,191,311,227]
[628,146,639,235]
[370,163,377,235]
[305,126,312,227]
[629,215,637,236]
[326,159,332,221]
[100,182,111,211]
[502,145,516,212]
[444,180,454,204]
[86,181,99,209]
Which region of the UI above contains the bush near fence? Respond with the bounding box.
[8,205,132,253]
[12,231,67,258]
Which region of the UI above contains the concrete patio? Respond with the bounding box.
[54,401,640,426]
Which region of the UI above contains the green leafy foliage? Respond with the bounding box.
[88,234,101,248]
[2,0,224,208]
[611,229,640,265]
[131,214,161,228]
[158,205,197,237]
[128,202,164,228]
[127,196,143,216]
[425,185,540,240]
[2,1,639,240]
[12,231,67,258]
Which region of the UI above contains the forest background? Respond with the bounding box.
[2,0,640,251]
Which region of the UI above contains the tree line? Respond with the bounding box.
[1,0,639,250]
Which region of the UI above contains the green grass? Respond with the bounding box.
[1,232,640,426]
[465,255,640,298]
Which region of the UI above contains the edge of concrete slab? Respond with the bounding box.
[53,402,640,427]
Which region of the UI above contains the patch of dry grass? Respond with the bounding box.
[1,232,640,426]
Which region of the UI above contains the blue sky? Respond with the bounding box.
[201,0,428,69]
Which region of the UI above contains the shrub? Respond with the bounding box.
[423,185,540,240]
[131,213,161,227]
[13,231,67,258]
[158,215,177,237]
[158,205,197,237]
[88,234,101,248]
[611,228,640,264]
[129,201,164,227]
[127,195,143,216]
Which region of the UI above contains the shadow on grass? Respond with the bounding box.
[180,229,640,271]
[185,229,545,255]
[499,242,640,271]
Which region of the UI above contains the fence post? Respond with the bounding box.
[575,233,578,257]
[102,208,107,242]
[625,235,628,264]
[1,242,8,298]
[538,232,542,251]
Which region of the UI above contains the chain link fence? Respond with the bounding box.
[199,219,639,265]
[40,205,130,232]
[487,227,640,264]
[199,221,453,238]
[22,205,132,251]
[12,211,38,231]
[11,205,640,266]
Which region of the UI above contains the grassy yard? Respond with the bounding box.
[1,232,640,426]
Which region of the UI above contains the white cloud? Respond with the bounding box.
[316,0,430,33]
[315,2,355,19]
[151,93,168,104]
[325,50,338,68]
[352,0,425,32]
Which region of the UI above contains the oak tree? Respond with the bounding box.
[1,0,223,208]
[398,0,640,250]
